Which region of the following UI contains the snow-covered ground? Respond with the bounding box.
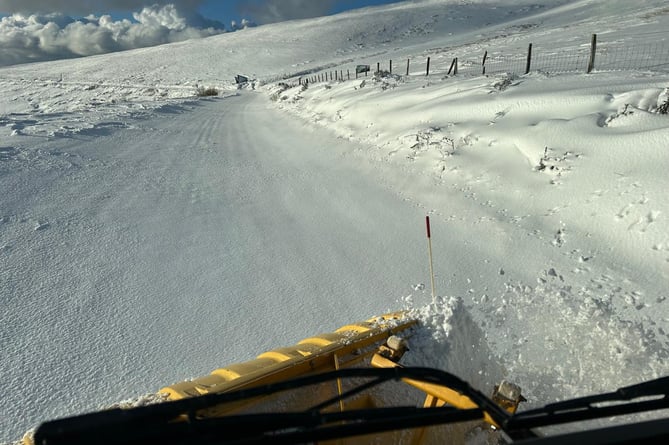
[2,0,669,442]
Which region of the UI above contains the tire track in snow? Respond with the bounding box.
[0,92,427,441]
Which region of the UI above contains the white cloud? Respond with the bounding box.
[0,4,225,66]
[0,1,203,15]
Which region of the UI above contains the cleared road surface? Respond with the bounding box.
[1,92,426,440]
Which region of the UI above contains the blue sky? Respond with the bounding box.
[0,1,408,26]
[199,0,405,25]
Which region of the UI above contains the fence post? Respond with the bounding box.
[340,70,343,80]
[377,62,380,74]
[448,58,456,75]
[348,69,350,80]
[426,57,431,76]
[525,43,533,74]
[454,57,458,75]
[587,34,597,73]
[390,59,393,74]
[482,50,488,75]
[406,58,410,76]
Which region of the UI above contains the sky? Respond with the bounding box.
[0,0,407,24]
[0,0,407,67]
[200,0,406,25]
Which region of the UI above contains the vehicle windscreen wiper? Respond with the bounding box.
[33,369,669,445]
[506,376,669,431]
[33,367,504,445]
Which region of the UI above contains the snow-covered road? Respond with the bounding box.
[1,92,427,440]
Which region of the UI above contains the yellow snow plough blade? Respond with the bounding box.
[154,310,522,442]
[23,311,526,445]
[160,311,417,402]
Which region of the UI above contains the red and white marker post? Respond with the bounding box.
[426,216,436,303]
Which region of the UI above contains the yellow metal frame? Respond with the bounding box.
[161,312,417,402]
[371,353,520,428]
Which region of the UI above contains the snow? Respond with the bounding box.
[1,0,669,442]
[276,68,669,414]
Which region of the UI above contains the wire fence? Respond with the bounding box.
[298,32,669,86]
[597,40,669,72]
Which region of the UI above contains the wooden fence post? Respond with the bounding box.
[448,58,456,75]
[348,69,350,80]
[482,50,488,75]
[390,59,393,74]
[426,57,431,76]
[377,62,380,74]
[525,43,533,74]
[587,34,597,73]
[406,58,410,76]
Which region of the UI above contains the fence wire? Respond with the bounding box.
[597,41,669,72]
[302,32,669,85]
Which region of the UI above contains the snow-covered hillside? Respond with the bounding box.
[2,0,669,442]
